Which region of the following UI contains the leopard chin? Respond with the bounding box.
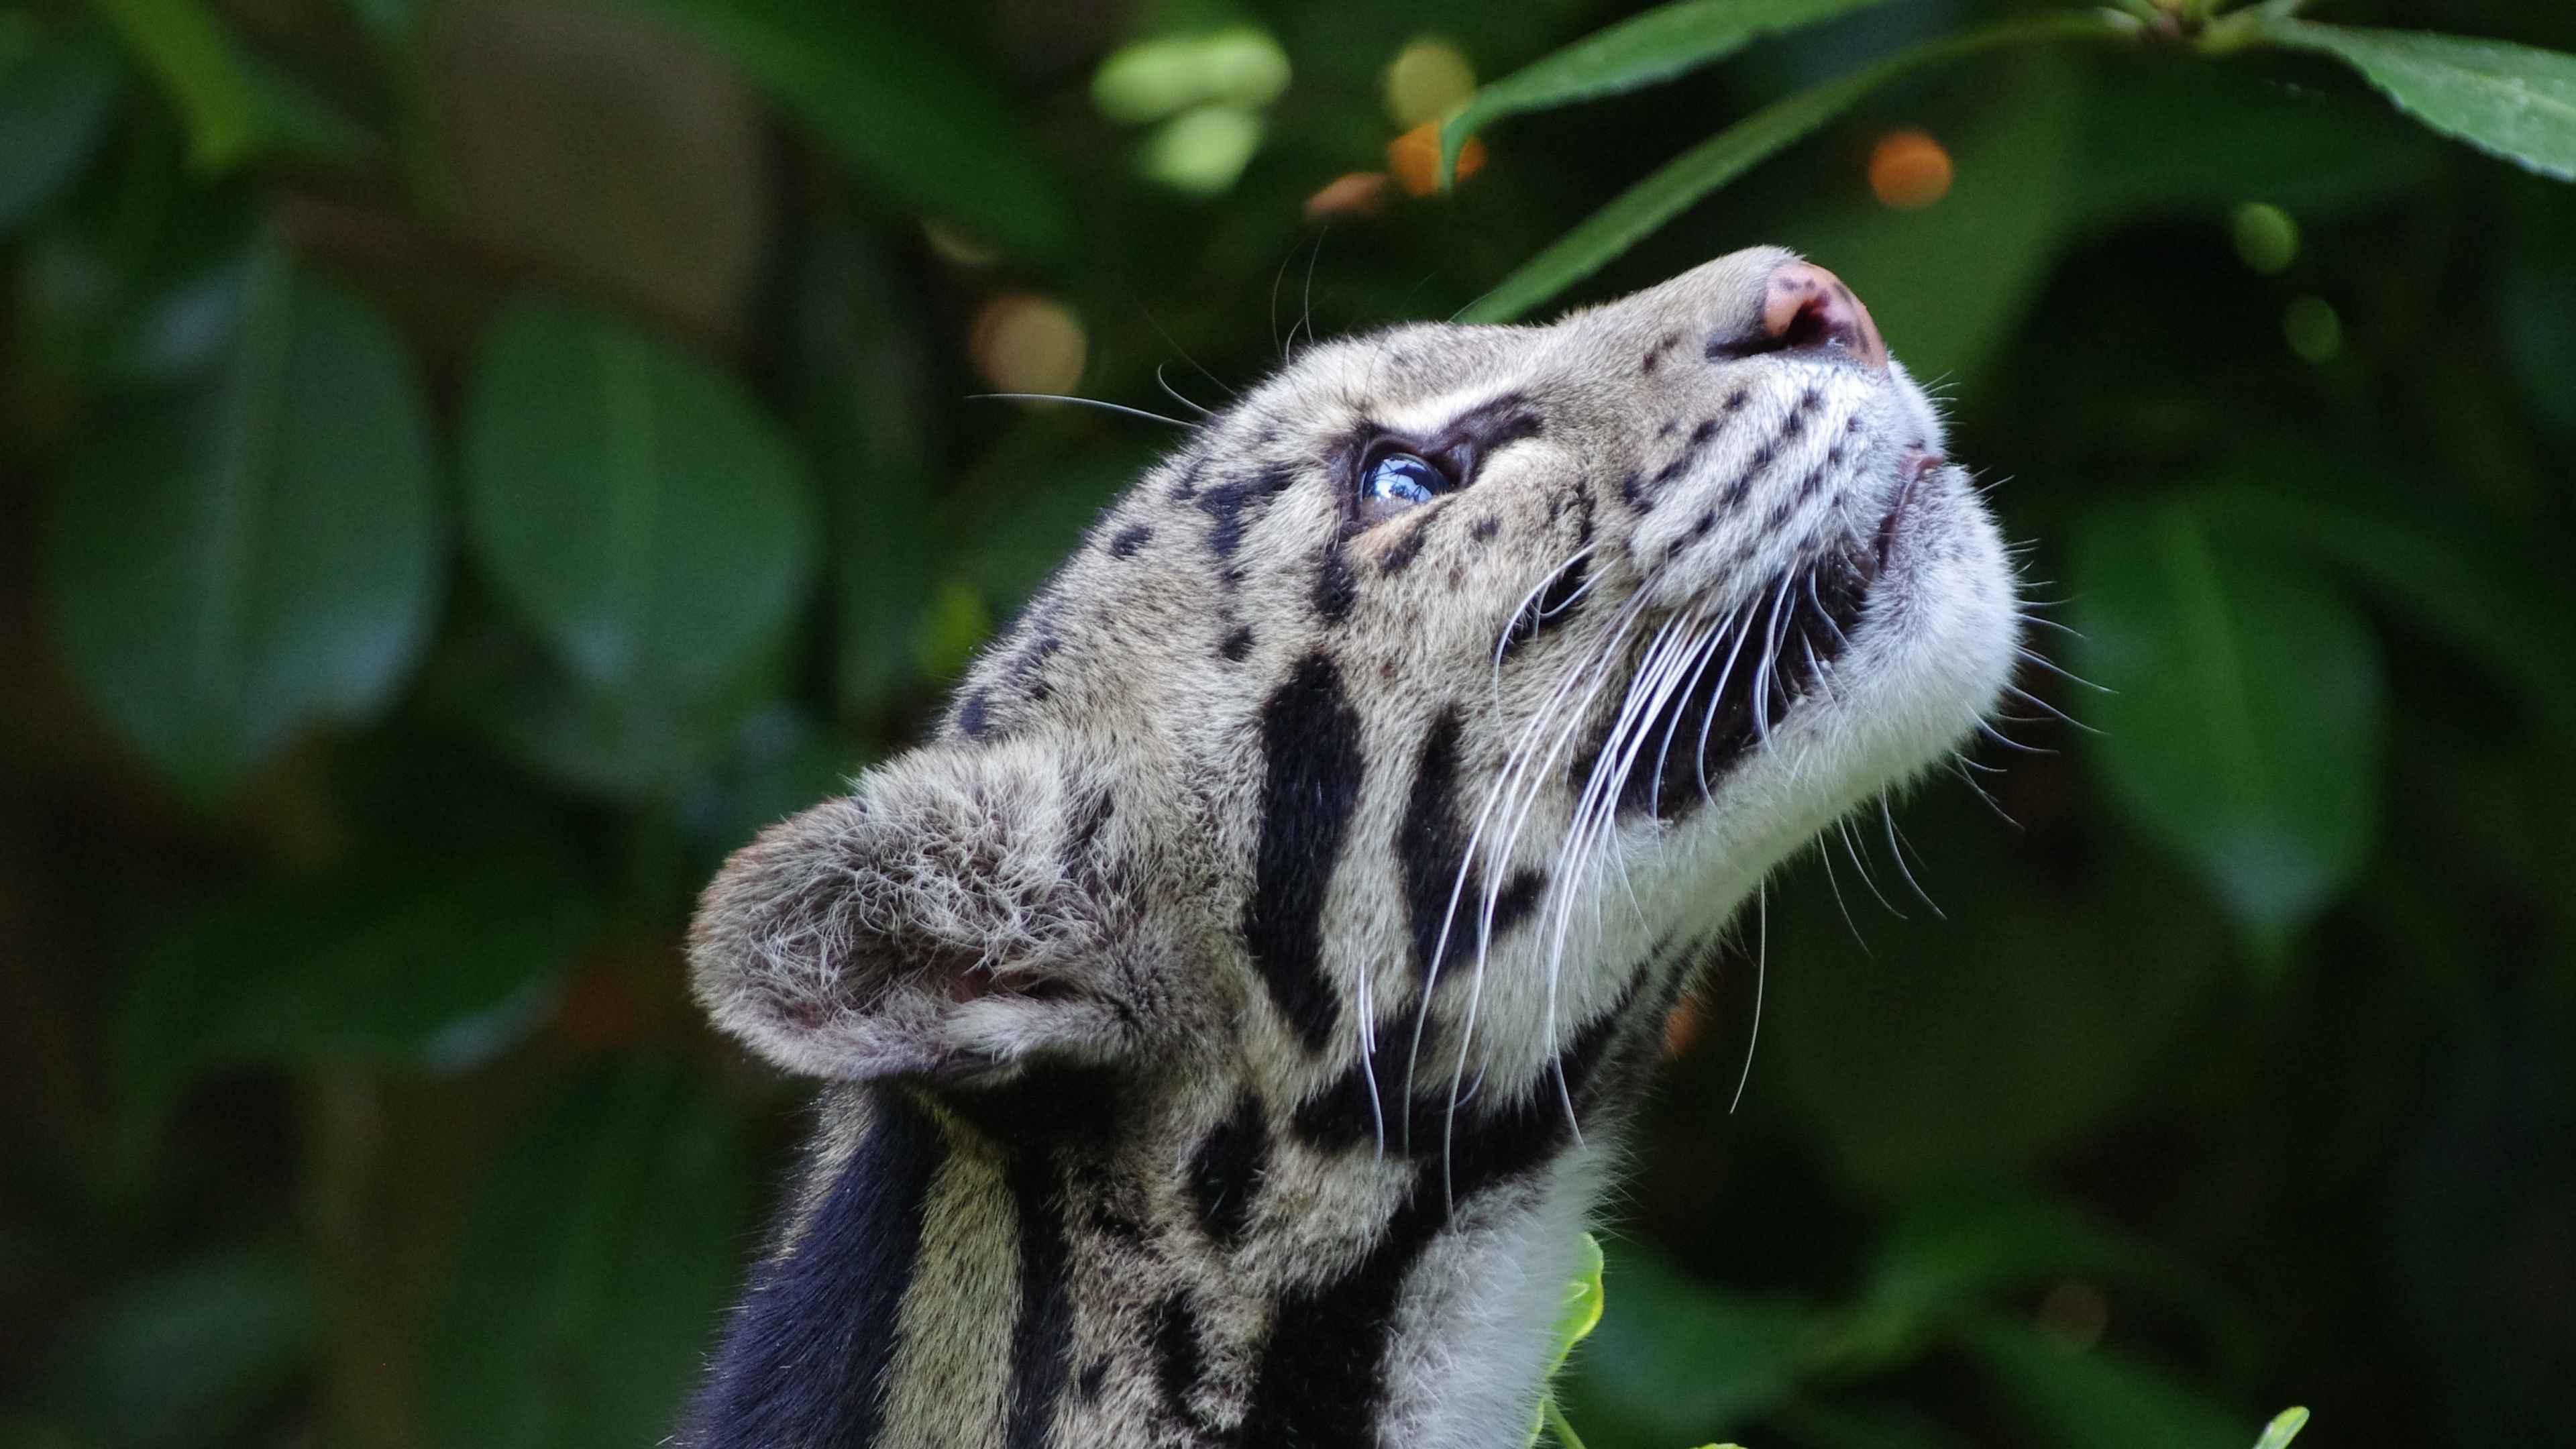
[680,246,2019,1449]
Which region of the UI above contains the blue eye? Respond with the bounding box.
[1360,452,1448,522]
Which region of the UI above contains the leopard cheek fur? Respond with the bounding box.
[680,246,2019,1449]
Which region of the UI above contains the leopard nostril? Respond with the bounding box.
[1755,260,1888,373]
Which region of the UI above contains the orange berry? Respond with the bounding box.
[1387,121,1485,197]
[1868,129,1952,209]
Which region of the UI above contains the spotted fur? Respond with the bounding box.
[681,248,2019,1448]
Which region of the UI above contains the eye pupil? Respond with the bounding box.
[1362,453,1446,517]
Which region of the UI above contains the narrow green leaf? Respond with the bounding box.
[83,0,256,170]
[422,1058,747,1449]
[2256,19,2576,182]
[463,297,818,709]
[614,0,1069,260]
[2070,500,2384,955]
[1559,1246,1814,1443]
[44,247,442,804]
[0,23,124,234]
[2252,1407,2310,1449]
[1456,12,2116,323]
[1966,1319,2251,1449]
[114,838,588,1110]
[1440,0,1899,182]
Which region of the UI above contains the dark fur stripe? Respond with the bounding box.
[678,1087,947,1449]
[1247,654,1366,1051]
[1503,555,1587,656]
[1004,1153,1076,1449]
[1188,1096,1269,1245]
[1246,999,1634,1448]
[1399,706,1474,980]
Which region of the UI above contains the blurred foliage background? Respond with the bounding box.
[0,0,2571,1446]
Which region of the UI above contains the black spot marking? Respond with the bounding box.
[1109,524,1152,557]
[1220,625,1256,661]
[1470,515,1501,543]
[1688,511,1717,541]
[1196,465,1295,560]
[1799,467,1828,501]
[679,1087,946,1449]
[1314,547,1358,621]
[1727,388,1750,408]
[1152,1293,1208,1430]
[1247,655,1365,1051]
[1005,1153,1075,1449]
[1494,869,1544,932]
[1188,1096,1269,1246]
[1378,519,1432,575]
[1721,473,1754,508]
[1078,1362,1107,1401]
[959,690,992,738]
[1503,555,1589,656]
[1619,468,1648,510]
[1010,634,1062,702]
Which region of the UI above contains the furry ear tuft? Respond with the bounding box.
[688,738,1133,1081]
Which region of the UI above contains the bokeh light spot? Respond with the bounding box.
[2233,203,2300,274]
[2035,1281,2110,1352]
[970,294,1087,397]
[2284,295,2343,364]
[1389,122,1484,197]
[1305,172,1393,222]
[1091,27,1290,124]
[1385,38,1474,130]
[1868,130,1953,209]
[1145,104,1265,196]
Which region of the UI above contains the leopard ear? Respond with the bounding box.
[687,737,1133,1082]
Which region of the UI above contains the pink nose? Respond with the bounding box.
[1761,260,1887,372]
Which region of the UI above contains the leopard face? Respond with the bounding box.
[680,246,2018,1449]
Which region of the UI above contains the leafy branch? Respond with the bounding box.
[1441,0,2576,322]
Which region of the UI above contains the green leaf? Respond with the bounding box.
[40,1254,315,1449]
[2255,19,2576,182]
[1527,1234,1608,1449]
[422,1058,747,1449]
[44,246,442,804]
[2196,484,2576,739]
[0,23,124,234]
[1559,1247,1814,1445]
[462,296,818,709]
[1765,787,2231,1187]
[788,187,938,719]
[84,0,256,171]
[2252,1408,2310,1449]
[1965,1319,2250,1449]
[2070,499,2384,956]
[1456,11,2116,323]
[1440,0,1899,182]
[114,840,589,1110]
[614,0,1069,260]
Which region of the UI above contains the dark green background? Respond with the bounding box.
[1,0,2570,1446]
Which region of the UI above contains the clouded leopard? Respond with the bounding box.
[680,247,2020,1449]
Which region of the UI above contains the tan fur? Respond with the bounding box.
[680,248,2020,1449]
